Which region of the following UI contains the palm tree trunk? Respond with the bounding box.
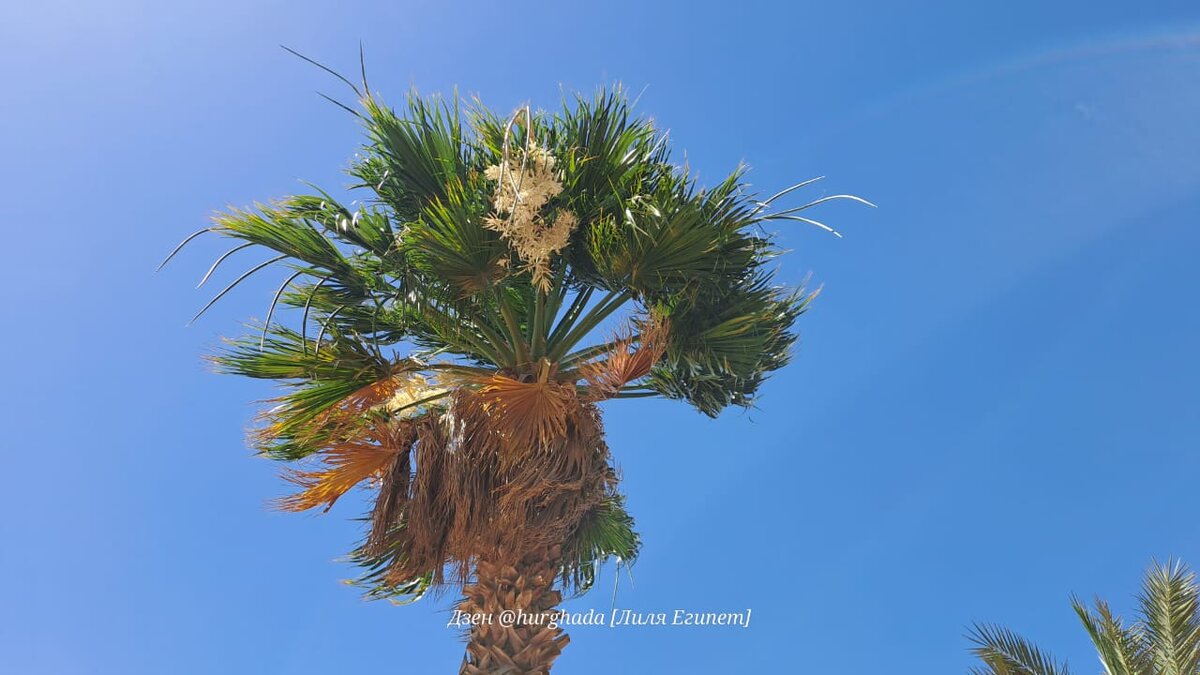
[459,545,569,674]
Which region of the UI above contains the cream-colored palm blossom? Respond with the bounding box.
[483,144,578,291]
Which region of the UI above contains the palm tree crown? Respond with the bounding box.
[167,76,865,671]
[970,559,1200,675]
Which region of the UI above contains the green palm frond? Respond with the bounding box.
[558,494,640,595]
[400,180,508,296]
[647,279,814,417]
[1073,595,1151,675]
[552,89,667,221]
[967,623,1071,675]
[214,325,404,460]
[214,323,390,382]
[972,560,1200,675]
[283,193,398,258]
[1138,559,1200,674]
[344,526,436,604]
[357,92,470,219]
[211,201,359,280]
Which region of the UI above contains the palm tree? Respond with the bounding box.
[165,69,865,673]
[969,559,1200,675]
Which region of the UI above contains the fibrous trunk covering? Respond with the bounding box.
[459,545,568,674]
[366,390,614,586]
[276,371,625,672]
[363,384,613,672]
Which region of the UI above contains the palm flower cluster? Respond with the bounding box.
[483,115,578,291]
[166,78,866,672]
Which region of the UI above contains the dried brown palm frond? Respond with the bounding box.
[258,358,618,593]
[365,424,418,554]
[278,419,417,512]
[467,372,580,453]
[252,366,435,453]
[495,404,612,526]
[579,317,669,401]
[362,394,617,592]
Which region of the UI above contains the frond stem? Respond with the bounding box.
[546,289,630,362]
[495,290,530,367]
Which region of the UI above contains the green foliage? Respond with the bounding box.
[399,180,508,295]
[648,277,815,417]
[344,527,436,605]
[559,495,640,595]
[968,624,1071,675]
[1139,561,1200,673]
[970,559,1200,675]
[355,93,471,220]
[171,85,860,410]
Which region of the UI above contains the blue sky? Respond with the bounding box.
[2,1,1198,672]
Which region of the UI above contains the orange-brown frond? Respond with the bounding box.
[472,374,578,451]
[313,375,411,431]
[579,318,669,401]
[278,438,400,512]
[254,369,438,453]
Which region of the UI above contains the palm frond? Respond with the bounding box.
[558,494,639,595]
[213,323,390,383]
[1072,595,1150,675]
[401,181,508,296]
[1138,559,1200,674]
[211,202,358,280]
[967,623,1071,675]
[344,530,436,604]
[647,278,815,417]
[358,92,469,220]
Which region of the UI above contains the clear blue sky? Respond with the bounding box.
[2,1,1198,672]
